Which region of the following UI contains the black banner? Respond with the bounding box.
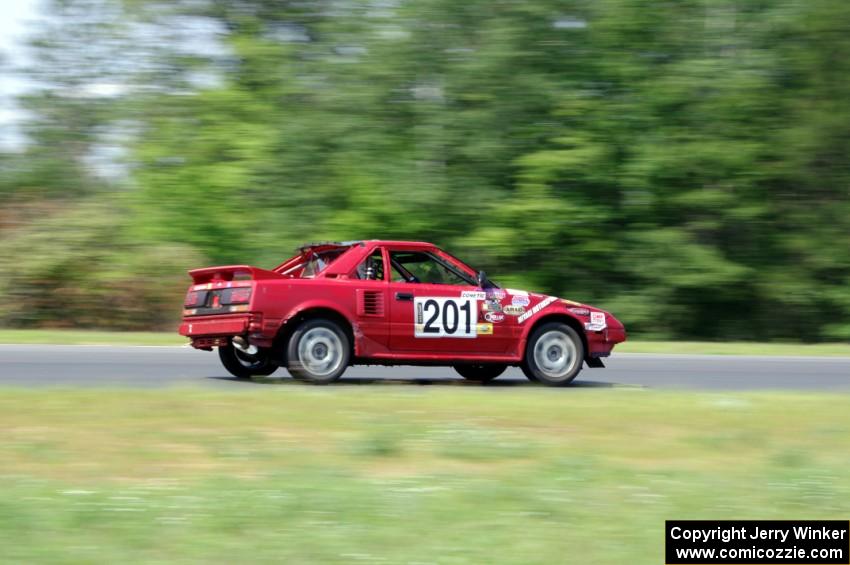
[666,520,849,564]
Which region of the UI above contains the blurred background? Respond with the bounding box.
[1,0,849,341]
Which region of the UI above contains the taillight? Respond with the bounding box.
[184,290,207,308]
[222,287,252,305]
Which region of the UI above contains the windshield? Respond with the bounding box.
[434,249,500,289]
[390,251,473,285]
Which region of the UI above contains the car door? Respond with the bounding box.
[386,249,508,354]
[344,245,392,352]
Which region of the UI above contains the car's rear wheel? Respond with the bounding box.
[520,364,539,382]
[218,344,278,379]
[522,322,584,386]
[453,364,506,383]
[286,318,350,384]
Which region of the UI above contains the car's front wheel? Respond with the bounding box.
[453,364,506,383]
[522,322,584,386]
[286,318,350,384]
[218,344,278,379]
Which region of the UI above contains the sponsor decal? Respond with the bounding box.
[485,289,506,301]
[461,291,487,300]
[517,295,558,323]
[506,288,527,296]
[481,300,502,313]
[476,323,493,335]
[484,312,505,323]
[503,305,526,316]
[511,294,530,307]
[588,311,607,330]
[560,298,582,306]
[416,302,423,325]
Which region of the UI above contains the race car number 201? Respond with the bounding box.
[414,297,478,338]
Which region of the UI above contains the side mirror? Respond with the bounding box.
[477,270,487,288]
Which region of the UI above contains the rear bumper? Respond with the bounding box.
[178,312,277,349]
[179,314,251,349]
[179,314,250,337]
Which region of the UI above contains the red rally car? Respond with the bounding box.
[179,240,626,386]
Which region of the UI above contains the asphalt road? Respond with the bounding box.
[0,345,849,390]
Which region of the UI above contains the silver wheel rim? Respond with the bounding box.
[533,330,578,381]
[298,327,344,377]
[234,348,263,369]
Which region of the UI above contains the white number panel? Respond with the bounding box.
[414,297,478,338]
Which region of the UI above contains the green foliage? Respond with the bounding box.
[0,200,202,329]
[1,0,849,338]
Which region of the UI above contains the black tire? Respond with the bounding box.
[286,318,350,384]
[218,344,278,379]
[521,322,584,386]
[520,364,539,383]
[453,364,507,383]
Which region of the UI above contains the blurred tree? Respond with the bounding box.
[4,0,129,199]
[0,200,202,329]
[1,0,848,338]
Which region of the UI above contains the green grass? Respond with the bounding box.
[0,387,849,563]
[2,329,849,357]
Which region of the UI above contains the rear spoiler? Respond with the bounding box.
[188,265,287,285]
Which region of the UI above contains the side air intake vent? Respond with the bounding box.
[357,290,385,317]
